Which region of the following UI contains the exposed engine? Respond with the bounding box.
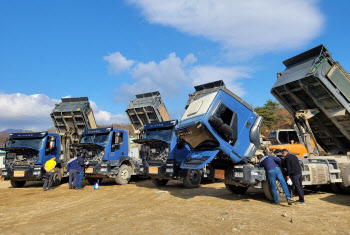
[5,151,39,167]
[140,144,170,162]
[84,149,105,163]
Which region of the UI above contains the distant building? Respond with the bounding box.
[0,150,5,169]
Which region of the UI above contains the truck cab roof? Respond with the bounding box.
[143,120,178,130]
[9,132,48,139]
[81,127,113,135]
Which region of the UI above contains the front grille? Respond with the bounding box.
[148,160,164,166]
[182,157,209,168]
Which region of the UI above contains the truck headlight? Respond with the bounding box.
[33,171,41,175]
[100,168,107,172]
[2,171,7,176]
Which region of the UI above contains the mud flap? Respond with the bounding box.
[181,150,220,169]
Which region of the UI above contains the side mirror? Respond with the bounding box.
[112,143,121,151]
[50,141,55,149]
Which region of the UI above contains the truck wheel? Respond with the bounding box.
[115,164,131,185]
[10,179,26,188]
[151,178,169,187]
[225,184,249,194]
[183,169,201,188]
[304,185,318,191]
[330,183,341,193]
[338,163,350,194]
[52,168,62,186]
[87,178,103,185]
[262,179,294,202]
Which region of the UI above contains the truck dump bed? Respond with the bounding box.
[271,45,350,154]
[51,97,97,162]
[126,91,170,132]
[51,97,97,138]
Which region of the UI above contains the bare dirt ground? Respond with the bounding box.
[0,178,349,235]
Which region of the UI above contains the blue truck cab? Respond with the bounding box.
[175,80,265,193]
[1,132,61,187]
[133,120,201,188]
[73,127,142,185]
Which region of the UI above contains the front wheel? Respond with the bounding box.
[262,179,294,202]
[338,163,350,194]
[52,168,62,186]
[225,184,249,194]
[183,169,201,188]
[87,178,103,185]
[10,179,26,188]
[115,165,131,185]
[151,178,169,187]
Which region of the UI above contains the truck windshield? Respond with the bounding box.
[80,133,111,146]
[143,127,173,142]
[8,138,45,150]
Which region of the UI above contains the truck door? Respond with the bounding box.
[110,131,127,160]
[174,136,190,162]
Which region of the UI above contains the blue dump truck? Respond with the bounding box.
[74,91,171,185]
[1,97,97,187]
[127,92,202,188]
[133,120,203,188]
[73,127,142,185]
[175,81,266,195]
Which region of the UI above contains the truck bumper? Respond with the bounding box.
[143,160,183,179]
[84,163,119,178]
[2,166,44,181]
[219,165,266,186]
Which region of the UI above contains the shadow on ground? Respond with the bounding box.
[134,179,272,204]
[319,194,350,207]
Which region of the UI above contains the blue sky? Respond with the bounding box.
[0,0,349,131]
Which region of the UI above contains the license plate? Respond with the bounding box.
[214,169,225,179]
[14,171,25,177]
[149,167,158,174]
[234,172,244,178]
[85,168,93,174]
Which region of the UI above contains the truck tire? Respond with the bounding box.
[52,168,62,186]
[115,164,131,185]
[225,184,249,194]
[338,163,350,194]
[87,178,103,185]
[151,178,169,187]
[183,169,201,188]
[262,179,294,202]
[330,183,341,193]
[10,179,26,188]
[304,185,319,191]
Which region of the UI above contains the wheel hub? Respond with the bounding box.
[120,169,128,180]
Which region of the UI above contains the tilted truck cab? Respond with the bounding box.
[133,120,201,188]
[74,127,142,185]
[1,132,60,187]
[176,80,264,194]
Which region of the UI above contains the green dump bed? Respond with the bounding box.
[125,91,170,132]
[271,45,350,154]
